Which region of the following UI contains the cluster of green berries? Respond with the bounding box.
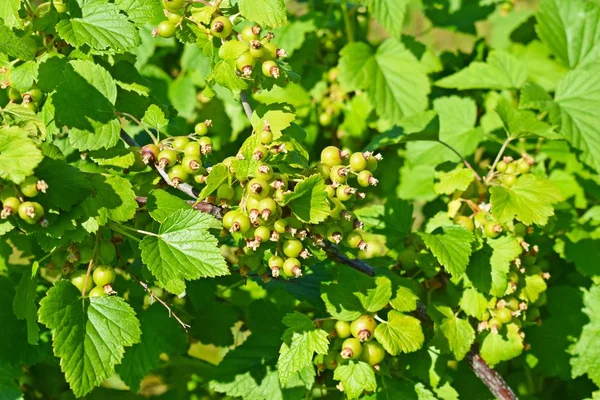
[216,144,380,280]
[70,265,116,298]
[2,83,45,113]
[318,68,345,127]
[494,154,534,187]
[139,120,213,186]
[1,176,48,225]
[314,314,387,372]
[153,0,187,38]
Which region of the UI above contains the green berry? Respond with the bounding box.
[171,136,189,150]
[211,16,233,39]
[70,270,93,294]
[255,163,273,180]
[454,215,474,232]
[166,11,182,24]
[506,297,520,311]
[283,239,303,258]
[261,60,279,78]
[231,213,251,233]
[325,185,335,198]
[157,21,177,38]
[260,42,278,61]
[168,165,189,183]
[366,157,378,172]
[330,165,348,183]
[505,162,517,175]
[357,170,375,187]
[496,161,508,173]
[484,222,502,239]
[350,314,377,341]
[258,197,277,216]
[198,136,212,148]
[2,196,21,216]
[249,40,265,59]
[335,320,351,338]
[17,201,44,224]
[8,88,21,101]
[340,338,362,359]
[319,112,332,126]
[98,240,116,264]
[336,185,354,201]
[502,174,517,187]
[268,255,284,270]
[247,178,270,199]
[259,130,273,144]
[274,218,288,234]
[19,176,39,198]
[360,341,385,366]
[142,144,160,163]
[236,52,256,75]
[181,155,202,174]
[223,210,241,230]
[517,160,531,174]
[157,148,178,168]
[513,223,527,238]
[217,184,235,201]
[349,152,367,171]
[345,230,363,249]
[194,122,209,136]
[321,146,343,167]
[184,141,201,156]
[282,257,302,278]
[240,25,260,43]
[89,286,106,298]
[93,265,116,286]
[488,317,502,329]
[163,0,185,11]
[25,87,43,103]
[254,226,271,242]
[496,307,513,324]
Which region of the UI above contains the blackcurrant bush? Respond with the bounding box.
[454,215,474,232]
[93,265,116,286]
[283,257,302,278]
[349,152,367,172]
[240,25,261,43]
[335,320,351,338]
[97,240,116,264]
[171,136,189,150]
[340,338,362,359]
[70,270,93,294]
[211,16,233,39]
[157,21,177,38]
[283,239,303,258]
[89,286,106,298]
[351,314,377,341]
[360,341,385,366]
[261,60,279,78]
[247,178,270,199]
[320,146,343,167]
[18,201,44,224]
[484,222,502,238]
[157,148,178,168]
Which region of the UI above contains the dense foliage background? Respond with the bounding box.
[1,0,600,399]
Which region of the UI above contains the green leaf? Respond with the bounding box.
[355,276,392,313]
[219,40,250,61]
[0,127,43,184]
[390,285,419,313]
[9,60,39,92]
[520,80,556,112]
[374,311,424,355]
[364,0,409,39]
[536,0,600,69]
[379,198,414,248]
[554,67,600,172]
[140,209,228,287]
[439,314,475,360]
[115,0,164,26]
[334,360,377,399]
[521,275,547,303]
[0,0,22,28]
[88,141,135,168]
[251,104,296,140]
[272,19,316,57]
[321,268,371,321]
[35,158,92,211]
[338,39,430,122]
[281,175,330,224]
[198,163,229,201]
[488,236,523,297]
[434,166,476,195]
[238,0,287,28]
[116,304,187,392]
[420,226,475,277]
[570,284,600,386]
[53,60,120,151]
[12,263,39,345]
[56,0,140,52]
[459,288,488,319]
[147,189,191,223]
[278,313,329,385]
[480,323,523,366]
[490,174,563,226]
[495,97,558,139]
[38,280,141,397]
[435,51,528,90]
[211,60,249,93]
[141,104,168,133]
[0,22,36,60]
[80,174,137,226]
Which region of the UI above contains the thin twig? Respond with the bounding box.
[81,234,100,299]
[155,166,200,200]
[121,264,191,331]
[240,91,253,120]
[318,240,375,276]
[438,140,482,182]
[466,347,518,400]
[117,111,158,144]
[486,137,512,183]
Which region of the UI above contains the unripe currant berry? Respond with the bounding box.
[89,285,107,298]
[19,176,40,198]
[231,213,251,233]
[142,144,160,164]
[325,185,335,199]
[317,163,331,180]
[258,197,277,220]
[502,174,517,187]
[181,155,202,174]
[517,159,531,174]
[253,225,271,242]
[1,196,21,219]
[259,129,273,144]
[157,148,178,168]
[255,163,273,180]
[97,240,117,264]
[330,165,349,183]
[18,201,44,224]
[274,218,288,234]
[249,40,265,59]
[321,146,343,167]
[357,170,378,187]
[327,224,343,244]
[488,317,502,330]
[217,184,235,201]
[8,87,21,101]
[168,165,189,186]
[345,230,367,250]
[366,156,378,172]
[241,25,261,43]
[506,297,520,311]
[194,121,209,136]
[496,307,513,324]
[513,223,527,238]
[496,160,508,173]
[163,0,185,11]
[93,265,116,286]
[349,152,367,172]
[261,60,279,79]
[223,210,240,230]
[283,257,302,278]
[253,145,268,161]
[350,314,377,341]
[247,178,270,199]
[166,11,182,24]
[505,162,517,175]
[319,112,332,127]
[336,185,355,201]
[283,239,303,258]
[335,320,351,338]
[340,338,362,359]
[236,52,256,77]
[329,198,346,219]
[70,270,93,294]
[484,222,503,239]
[360,341,385,366]
[454,215,474,232]
[261,42,278,61]
[171,136,189,151]
[198,136,212,154]
[210,16,233,39]
[156,21,177,38]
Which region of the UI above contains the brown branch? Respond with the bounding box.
[466,347,518,400]
[318,240,375,276]
[135,196,224,220]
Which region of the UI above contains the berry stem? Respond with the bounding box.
[116,111,159,144]
[81,233,100,299]
[486,137,512,184]
[373,314,386,324]
[438,140,482,182]
[340,0,355,43]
